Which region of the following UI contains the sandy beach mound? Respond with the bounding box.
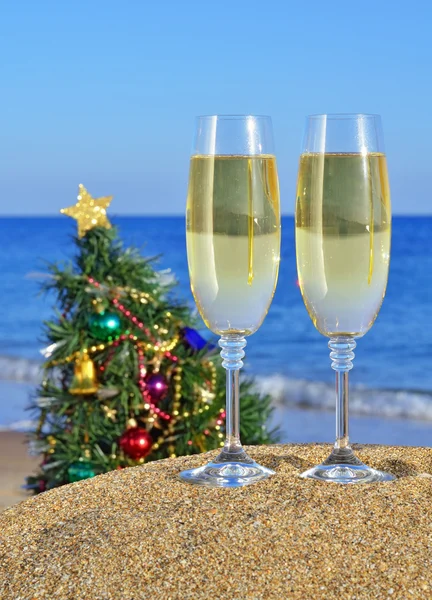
[1,444,431,599]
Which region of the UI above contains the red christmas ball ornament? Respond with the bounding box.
[146,373,169,402]
[119,427,153,459]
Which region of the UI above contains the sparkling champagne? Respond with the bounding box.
[186,155,280,335]
[295,152,391,337]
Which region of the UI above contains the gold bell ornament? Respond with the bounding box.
[69,353,98,395]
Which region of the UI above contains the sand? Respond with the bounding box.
[0,432,38,511]
[1,443,432,599]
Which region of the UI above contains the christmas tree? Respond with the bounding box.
[26,185,275,492]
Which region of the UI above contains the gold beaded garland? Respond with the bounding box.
[146,363,184,451]
[47,332,179,368]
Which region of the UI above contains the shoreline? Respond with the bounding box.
[1,376,431,512]
[270,406,432,447]
[0,432,38,511]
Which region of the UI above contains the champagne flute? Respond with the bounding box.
[179,115,281,487]
[295,114,395,484]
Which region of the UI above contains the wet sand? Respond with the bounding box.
[0,432,38,511]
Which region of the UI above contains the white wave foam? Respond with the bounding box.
[1,356,432,422]
[255,374,432,421]
[0,356,41,384]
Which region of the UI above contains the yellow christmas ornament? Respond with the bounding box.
[61,184,113,238]
[69,353,98,395]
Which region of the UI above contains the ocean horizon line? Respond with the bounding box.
[1,214,432,219]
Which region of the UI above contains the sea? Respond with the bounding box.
[1,216,431,445]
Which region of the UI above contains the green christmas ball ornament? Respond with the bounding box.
[67,460,96,483]
[88,311,121,340]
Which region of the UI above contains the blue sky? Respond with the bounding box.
[0,0,431,215]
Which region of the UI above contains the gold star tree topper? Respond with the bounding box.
[61,184,113,238]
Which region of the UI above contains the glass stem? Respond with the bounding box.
[329,337,356,451]
[219,335,247,456]
[226,368,241,450]
[335,370,350,449]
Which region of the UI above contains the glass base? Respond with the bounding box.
[179,449,275,488]
[300,447,396,485]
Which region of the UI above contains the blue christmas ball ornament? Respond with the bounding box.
[183,327,216,352]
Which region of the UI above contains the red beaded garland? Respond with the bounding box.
[137,350,171,421]
[87,276,178,423]
[87,277,180,365]
[112,297,153,338]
